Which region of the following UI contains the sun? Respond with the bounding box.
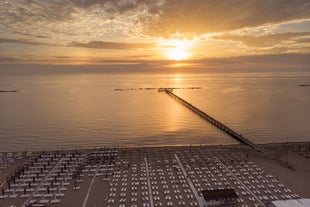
[160,39,194,60]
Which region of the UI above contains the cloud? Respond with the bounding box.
[1,0,309,41]
[189,53,310,70]
[0,0,309,63]
[0,57,20,62]
[13,31,49,39]
[212,32,310,47]
[0,38,25,44]
[70,41,155,50]
[1,54,309,72]
[0,0,158,40]
[0,38,55,46]
[228,53,310,65]
[54,56,71,59]
[295,37,310,44]
[141,0,310,37]
[0,37,154,51]
[68,1,310,38]
[0,0,75,24]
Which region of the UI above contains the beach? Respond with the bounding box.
[1,142,309,207]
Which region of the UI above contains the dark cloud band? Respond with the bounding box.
[212,32,310,47]
[69,41,155,50]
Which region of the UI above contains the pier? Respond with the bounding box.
[164,89,270,156]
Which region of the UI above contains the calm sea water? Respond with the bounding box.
[0,70,309,152]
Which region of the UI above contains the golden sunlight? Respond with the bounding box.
[160,39,194,60]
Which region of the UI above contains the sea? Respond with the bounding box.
[0,68,310,152]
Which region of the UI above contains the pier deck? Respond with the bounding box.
[165,89,270,156]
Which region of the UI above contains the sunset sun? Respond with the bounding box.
[161,39,194,60]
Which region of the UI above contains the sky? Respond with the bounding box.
[0,0,309,70]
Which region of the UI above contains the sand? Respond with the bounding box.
[0,142,309,207]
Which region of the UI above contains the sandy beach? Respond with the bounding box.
[0,142,309,207]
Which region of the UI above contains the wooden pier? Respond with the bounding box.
[165,89,270,156]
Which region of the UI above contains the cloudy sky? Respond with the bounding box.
[0,0,309,69]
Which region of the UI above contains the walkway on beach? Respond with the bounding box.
[164,89,270,156]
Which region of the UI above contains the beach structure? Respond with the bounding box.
[200,188,238,206]
[270,198,310,207]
